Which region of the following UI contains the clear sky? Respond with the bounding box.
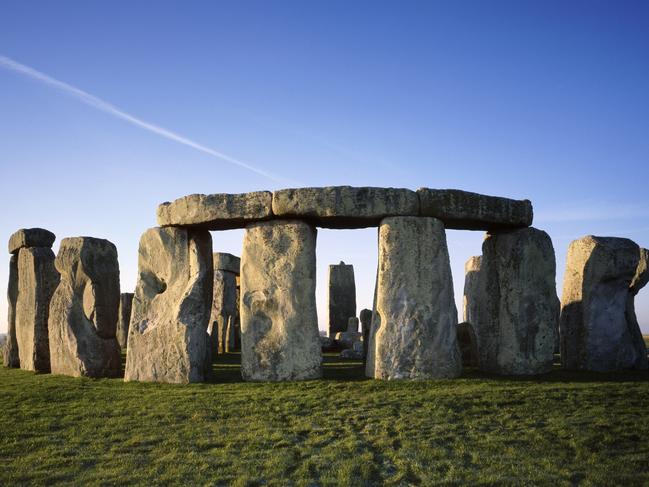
[1,1,648,334]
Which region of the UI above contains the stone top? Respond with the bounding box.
[157,186,532,231]
[213,252,240,274]
[8,228,56,254]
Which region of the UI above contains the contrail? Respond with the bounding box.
[0,55,290,184]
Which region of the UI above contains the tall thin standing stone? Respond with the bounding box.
[366,216,461,380]
[125,227,213,383]
[359,308,372,360]
[116,293,133,350]
[209,253,240,355]
[327,261,356,337]
[3,255,20,368]
[240,220,322,381]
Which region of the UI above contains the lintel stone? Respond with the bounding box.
[9,228,56,254]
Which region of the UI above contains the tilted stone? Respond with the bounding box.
[240,220,322,381]
[473,227,559,375]
[209,268,238,355]
[48,237,122,378]
[213,252,241,274]
[327,261,357,336]
[8,228,56,254]
[366,216,462,380]
[116,293,133,350]
[2,255,20,368]
[560,236,648,371]
[16,247,59,372]
[157,192,272,230]
[125,227,213,383]
[417,188,533,230]
[272,186,419,229]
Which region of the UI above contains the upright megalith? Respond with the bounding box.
[472,227,559,375]
[359,308,372,360]
[16,247,59,371]
[3,255,20,368]
[240,220,322,381]
[48,237,121,378]
[209,252,240,355]
[125,227,213,383]
[462,256,483,326]
[366,216,461,380]
[560,236,648,371]
[327,261,356,336]
[116,293,133,350]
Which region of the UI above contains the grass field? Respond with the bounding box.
[1,353,648,486]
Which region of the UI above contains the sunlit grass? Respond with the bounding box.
[1,352,648,485]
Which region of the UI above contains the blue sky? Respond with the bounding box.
[1,1,648,333]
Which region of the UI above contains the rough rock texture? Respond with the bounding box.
[417,188,533,231]
[157,192,272,230]
[16,247,59,372]
[475,227,559,375]
[341,348,364,359]
[8,228,56,254]
[327,261,357,336]
[208,269,238,354]
[347,317,359,333]
[463,256,483,325]
[240,220,322,381]
[457,322,479,368]
[213,252,241,274]
[116,293,133,350]
[335,330,362,350]
[48,237,122,378]
[360,308,372,360]
[272,186,419,229]
[3,255,20,367]
[560,236,648,371]
[366,216,462,380]
[125,227,213,383]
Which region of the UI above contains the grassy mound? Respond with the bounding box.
[1,353,648,486]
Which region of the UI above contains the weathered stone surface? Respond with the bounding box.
[366,216,462,380]
[272,186,419,229]
[116,293,133,350]
[208,269,238,355]
[8,228,56,254]
[560,236,648,371]
[417,188,533,231]
[240,220,322,381]
[347,317,359,333]
[341,348,364,359]
[335,330,362,350]
[474,227,559,375]
[213,252,241,274]
[3,255,20,368]
[360,308,372,360]
[16,247,59,372]
[157,192,272,230]
[457,322,479,368]
[462,256,483,325]
[48,237,122,378]
[125,227,213,383]
[327,261,357,336]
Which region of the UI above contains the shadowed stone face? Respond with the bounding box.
[16,247,59,372]
[116,293,133,350]
[48,237,121,378]
[8,228,56,254]
[125,227,213,384]
[560,236,648,372]
[327,262,356,336]
[473,227,559,375]
[240,220,322,381]
[366,216,462,380]
[3,255,20,368]
[209,269,238,354]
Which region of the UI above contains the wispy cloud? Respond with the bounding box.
[0,55,292,184]
[535,203,649,223]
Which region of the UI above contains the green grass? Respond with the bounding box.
[1,353,648,486]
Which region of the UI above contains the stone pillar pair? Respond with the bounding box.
[3,229,59,371]
[463,228,560,375]
[209,253,240,355]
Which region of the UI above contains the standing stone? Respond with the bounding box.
[116,293,133,350]
[328,261,357,336]
[360,308,372,360]
[474,227,559,375]
[125,227,213,383]
[16,247,59,372]
[240,220,322,381]
[366,216,461,380]
[3,255,20,368]
[208,253,240,355]
[560,236,648,371]
[48,237,122,378]
[462,256,483,326]
[457,322,479,368]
